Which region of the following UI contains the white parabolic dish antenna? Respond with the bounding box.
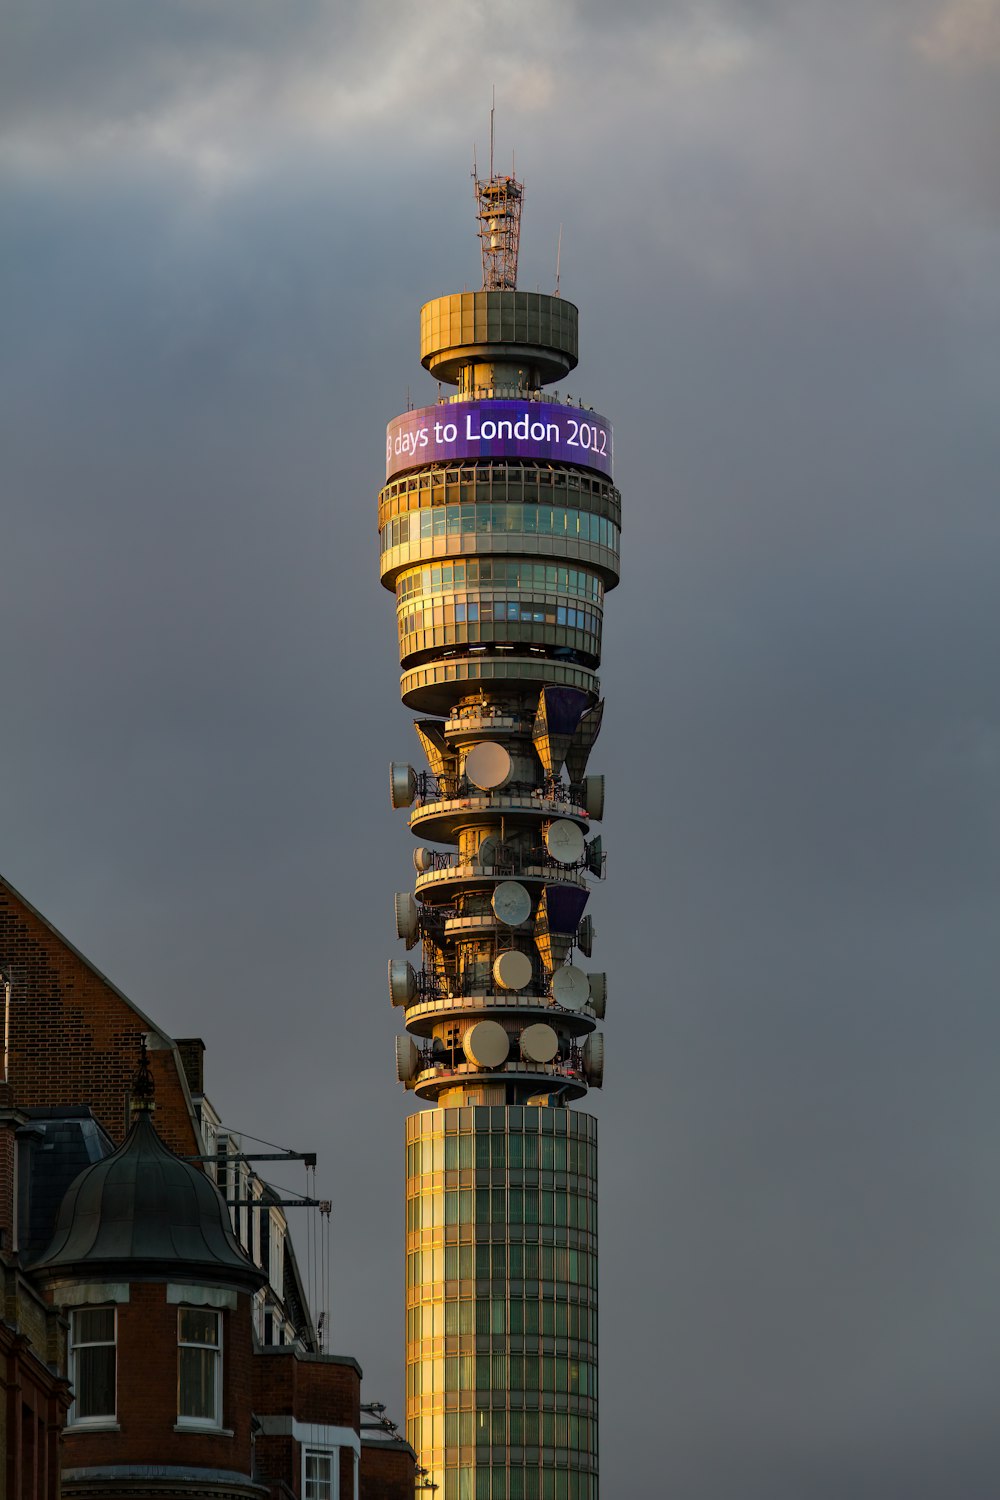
[544,818,585,865]
[463,1020,510,1068]
[520,1023,559,1064]
[493,949,533,991]
[492,880,531,926]
[465,741,512,790]
[551,964,591,1011]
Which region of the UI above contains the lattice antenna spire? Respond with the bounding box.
[472,95,523,291]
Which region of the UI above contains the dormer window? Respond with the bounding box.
[177,1307,222,1427]
[69,1307,117,1424]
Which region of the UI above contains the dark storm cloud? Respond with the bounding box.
[3,1,1000,1495]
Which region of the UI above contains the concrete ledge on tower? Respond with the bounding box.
[400,657,599,715]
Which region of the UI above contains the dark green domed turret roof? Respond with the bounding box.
[33,1108,265,1293]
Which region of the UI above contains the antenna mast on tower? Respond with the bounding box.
[473,95,523,291]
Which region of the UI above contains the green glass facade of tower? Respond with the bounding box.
[406,1107,598,1500]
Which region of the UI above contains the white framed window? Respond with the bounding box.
[177,1307,222,1426]
[69,1306,117,1423]
[268,1208,285,1297]
[304,1448,337,1500]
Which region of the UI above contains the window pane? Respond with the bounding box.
[76,1345,115,1418]
[305,1452,334,1500]
[179,1308,219,1346]
[72,1307,116,1420]
[179,1346,218,1420]
[75,1308,115,1344]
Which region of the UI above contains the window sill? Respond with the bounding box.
[174,1422,233,1436]
[66,1420,120,1433]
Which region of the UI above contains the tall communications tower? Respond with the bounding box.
[379,162,620,1500]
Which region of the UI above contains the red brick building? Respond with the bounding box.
[0,871,415,1499]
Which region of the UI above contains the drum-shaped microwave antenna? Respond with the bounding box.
[520,1023,559,1064]
[463,1020,510,1068]
[587,972,607,1019]
[585,837,604,876]
[394,892,420,947]
[493,949,533,991]
[550,965,591,1012]
[390,762,418,809]
[544,819,585,865]
[465,742,512,791]
[576,915,595,957]
[583,1033,604,1086]
[582,774,605,821]
[492,881,531,927]
[388,959,418,1007]
[395,1035,421,1082]
[477,835,500,868]
[413,847,435,873]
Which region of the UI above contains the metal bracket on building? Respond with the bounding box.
[184,1151,318,1167]
[360,1401,401,1437]
[225,1196,326,1209]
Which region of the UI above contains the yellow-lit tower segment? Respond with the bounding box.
[380,172,618,1500]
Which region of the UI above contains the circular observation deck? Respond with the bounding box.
[412,1056,590,1104]
[420,292,578,385]
[413,859,590,902]
[409,788,589,843]
[378,470,621,593]
[399,655,600,716]
[400,990,598,1040]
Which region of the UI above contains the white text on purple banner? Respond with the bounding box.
[385,400,613,482]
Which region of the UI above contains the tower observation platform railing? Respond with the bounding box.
[407,769,591,809]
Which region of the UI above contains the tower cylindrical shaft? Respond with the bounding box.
[381,276,618,1500]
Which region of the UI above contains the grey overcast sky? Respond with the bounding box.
[3,1,1000,1494]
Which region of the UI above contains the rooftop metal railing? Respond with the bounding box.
[413,770,587,809]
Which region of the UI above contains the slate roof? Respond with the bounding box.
[20,1107,115,1261]
[32,1107,266,1292]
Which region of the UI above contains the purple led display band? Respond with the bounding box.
[386,400,613,482]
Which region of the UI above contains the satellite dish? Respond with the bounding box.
[582,774,605,821]
[463,1020,510,1068]
[465,742,512,791]
[587,972,607,1019]
[413,847,435,873]
[583,1033,604,1087]
[395,1035,421,1082]
[390,763,418,809]
[550,965,591,1012]
[577,915,595,957]
[492,881,531,927]
[544,819,585,865]
[493,949,533,991]
[520,1023,559,1064]
[394,892,419,946]
[388,959,418,1007]
[477,835,500,868]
